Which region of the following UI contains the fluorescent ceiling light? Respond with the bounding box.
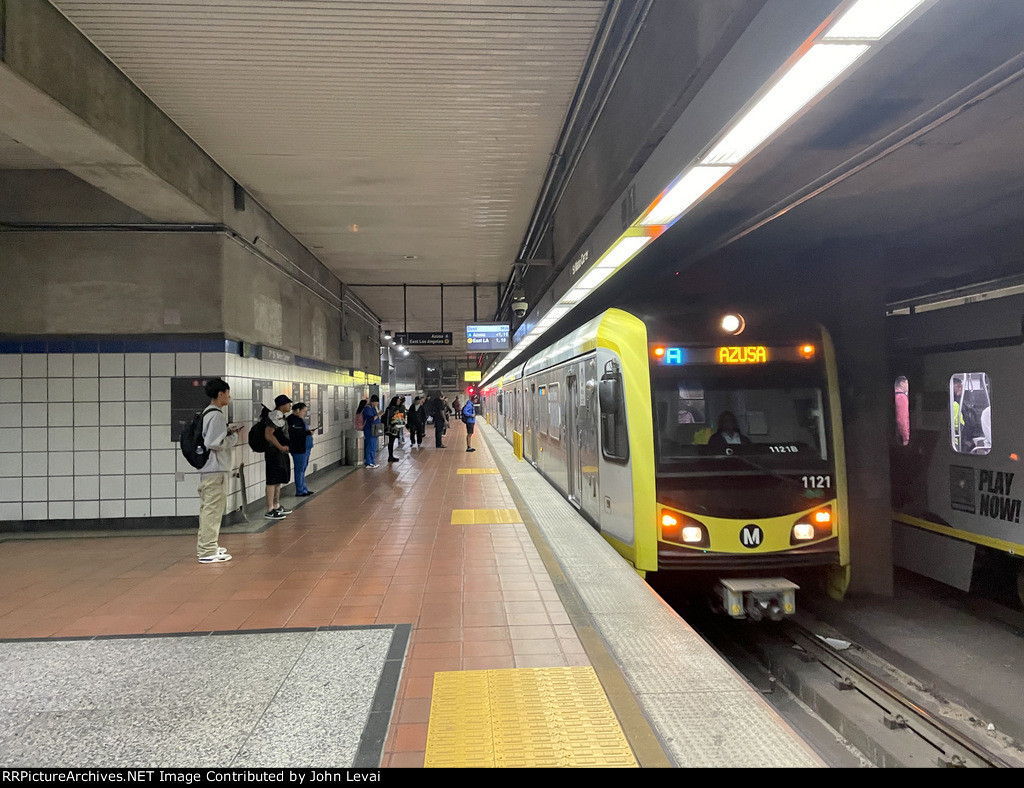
[639,166,732,226]
[702,43,868,166]
[824,0,926,40]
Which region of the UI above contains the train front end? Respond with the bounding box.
[648,323,849,619]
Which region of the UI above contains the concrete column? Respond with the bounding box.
[825,250,895,597]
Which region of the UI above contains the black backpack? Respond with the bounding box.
[180,406,220,470]
[248,406,271,452]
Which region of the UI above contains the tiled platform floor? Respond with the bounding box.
[0,421,589,767]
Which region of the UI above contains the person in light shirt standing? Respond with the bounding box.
[197,378,243,563]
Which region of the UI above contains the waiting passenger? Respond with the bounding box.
[263,395,294,519]
[384,396,405,463]
[407,396,427,448]
[362,395,382,468]
[463,397,476,452]
[707,411,751,452]
[287,402,313,496]
[196,378,243,563]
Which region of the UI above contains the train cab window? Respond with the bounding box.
[950,373,991,455]
[652,373,830,468]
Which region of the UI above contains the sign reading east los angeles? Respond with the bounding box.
[395,332,453,346]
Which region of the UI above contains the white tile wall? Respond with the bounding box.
[1,350,355,523]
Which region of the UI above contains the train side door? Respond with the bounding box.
[527,383,538,464]
[566,373,582,507]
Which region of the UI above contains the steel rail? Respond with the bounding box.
[783,622,1012,768]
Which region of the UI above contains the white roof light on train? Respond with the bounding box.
[823,0,928,41]
[639,166,731,227]
[720,313,745,335]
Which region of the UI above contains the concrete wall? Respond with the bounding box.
[0,231,224,335]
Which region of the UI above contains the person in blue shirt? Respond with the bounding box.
[463,396,477,453]
[287,402,314,495]
[361,395,381,468]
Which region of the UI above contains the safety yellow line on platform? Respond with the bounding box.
[450,508,522,524]
[424,667,638,768]
[456,468,501,475]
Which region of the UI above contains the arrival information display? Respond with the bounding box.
[466,323,511,351]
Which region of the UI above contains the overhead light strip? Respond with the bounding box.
[484,0,930,387]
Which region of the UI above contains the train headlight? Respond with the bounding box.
[681,526,704,543]
[790,507,833,544]
[792,523,816,541]
[660,509,710,547]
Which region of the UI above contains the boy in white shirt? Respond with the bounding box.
[197,378,243,563]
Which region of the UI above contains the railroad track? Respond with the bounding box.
[692,613,1021,768]
[777,621,1013,768]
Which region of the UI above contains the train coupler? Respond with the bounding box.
[718,578,799,620]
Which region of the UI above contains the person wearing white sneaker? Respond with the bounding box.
[195,379,242,563]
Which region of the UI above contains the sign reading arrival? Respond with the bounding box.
[395,332,453,346]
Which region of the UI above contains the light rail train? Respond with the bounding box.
[889,292,1024,607]
[482,308,850,619]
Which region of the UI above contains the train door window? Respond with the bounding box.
[950,373,991,455]
[547,382,561,441]
[538,385,548,435]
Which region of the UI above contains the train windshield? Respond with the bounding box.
[652,366,831,472]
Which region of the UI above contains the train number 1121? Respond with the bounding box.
[801,475,831,489]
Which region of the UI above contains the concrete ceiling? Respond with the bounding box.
[573,0,1024,326]
[49,0,608,356]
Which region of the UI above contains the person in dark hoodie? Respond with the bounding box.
[406,395,427,448]
[287,402,314,496]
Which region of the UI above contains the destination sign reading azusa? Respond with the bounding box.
[394,332,453,346]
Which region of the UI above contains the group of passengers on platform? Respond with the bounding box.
[192,379,478,562]
[354,392,477,466]
[192,379,316,563]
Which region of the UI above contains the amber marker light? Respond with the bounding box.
[1012,454,1019,462]
[814,511,831,523]
[654,346,665,358]
[661,513,678,527]
[799,344,816,359]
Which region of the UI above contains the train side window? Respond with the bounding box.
[949,372,991,455]
[599,362,629,463]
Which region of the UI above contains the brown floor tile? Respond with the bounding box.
[512,639,562,655]
[461,655,516,670]
[396,698,432,725]
[386,751,425,768]
[462,640,513,658]
[410,641,461,659]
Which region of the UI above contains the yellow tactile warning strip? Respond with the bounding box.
[450,508,522,524]
[425,667,638,768]
[456,468,501,475]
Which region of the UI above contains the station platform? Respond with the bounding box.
[0,420,822,768]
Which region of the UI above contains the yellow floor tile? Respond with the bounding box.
[425,667,638,768]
